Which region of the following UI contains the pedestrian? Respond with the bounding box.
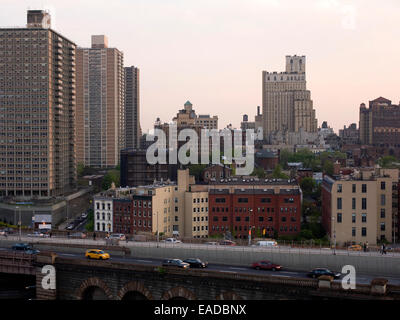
[366,241,369,252]
[93,232,96,241]
[363,243,366,252]
[126,236,129,244]
[49,231,52,238]
[381,244,384,255]
[383,243,387,255]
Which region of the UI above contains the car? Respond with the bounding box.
[205,242,219,246]
[252,260,282,271]
[85,249,110,260]
[219,240,236,246]
[254,240,278,247]
[81,213,88,219]
[27,231,49,238]
[183,258,208,268]
[164,238,182,243]
[347,244,362,251]
[66,224,74,230]
[307,268,342,279]
[108,233,126,241]
[11,243,40,254]
[69,232,87,239]
[162,259,190,269]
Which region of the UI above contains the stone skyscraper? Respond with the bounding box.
[0,10,77,198]
[262,55,317,141]
[124,66,141,149]
[76,35,125,168]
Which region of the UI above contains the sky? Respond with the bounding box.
[2,0,399,134]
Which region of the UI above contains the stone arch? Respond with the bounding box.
[161,286,197,300]
[117,281,153,300]
[216,291,244,300]
[76,277,113,300]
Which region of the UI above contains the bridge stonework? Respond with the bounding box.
[32,254,400,300]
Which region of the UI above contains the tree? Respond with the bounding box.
[251,167,266,178]
[378,156,398,168]
[300,177,316,197]
[102,169,120,190]
[322,160,334,176]
[77,163,85,177]
[272,164,289,179]
[187,164,207,182]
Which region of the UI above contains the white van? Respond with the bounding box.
[255,240,278,247]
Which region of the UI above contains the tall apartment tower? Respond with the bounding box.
[76,35,125,168]
[0,10,77,198]
[262,55,318,141]
[124,66,141,149]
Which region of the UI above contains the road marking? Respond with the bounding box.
[135,259,153,263]
[229,267,247,271]
[59,253,76,256]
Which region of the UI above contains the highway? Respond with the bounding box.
[1,239,400,286]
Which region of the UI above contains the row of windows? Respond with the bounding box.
[211,207,297,213]
[193,197,208,203]
[213,216,296,222]
[193,226,208,232]
[337,182,386,194]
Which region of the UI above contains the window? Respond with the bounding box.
[238,198,248,203]
[381,223,385,231]
[362,198,367,210]
[362,184,367,193]
[352,198,356,210]
[222,216,228,222]
[381,194,386,206]
[352,184,356,193]
[258,217,264,222]
[235,217,241,222]
[381,209,385,218]
[352,214,356,223]
[337,198,342,210]
[261,198,271,203]
[213,216,218,222]
[381,181,386,190]
[216,198,226,203]
[362,214,367,223]
[337,184,342,193]
[361,227,367,237]
[337,213,342,223]
[352,227,356,237]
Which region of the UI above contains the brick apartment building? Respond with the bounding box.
[207,179,302,239]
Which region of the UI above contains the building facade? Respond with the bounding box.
[207,179,302,239]
[125,66,141,149]
[339,123,359,146]
[0,10,77,198]
[76,35,125,168]
[359,97,400,148]
[322,168,399,246]
[262,55,318,141]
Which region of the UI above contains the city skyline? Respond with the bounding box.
[1,0,399,134]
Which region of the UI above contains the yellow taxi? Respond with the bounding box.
[85,249,110,260]
[347,244,362,251]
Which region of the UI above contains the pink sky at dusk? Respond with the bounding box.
[2,0,399,134]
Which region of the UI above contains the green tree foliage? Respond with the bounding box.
[85,208,94,232]
[378,156,399,168]
[272,164,289,179]
[77,163,85,177]
[251,167,266,178]
[300,177,316,197]
[102,169,120,190]
[322,160,334,176]
[188,164,207,182]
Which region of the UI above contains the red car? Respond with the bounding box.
[252,260,282,271]
[219,240,236,246]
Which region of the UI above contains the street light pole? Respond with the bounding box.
[332,216,336,255]
[18,207,21,241]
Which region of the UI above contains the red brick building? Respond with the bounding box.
[208,180,302,239]
[113,195,153,234]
